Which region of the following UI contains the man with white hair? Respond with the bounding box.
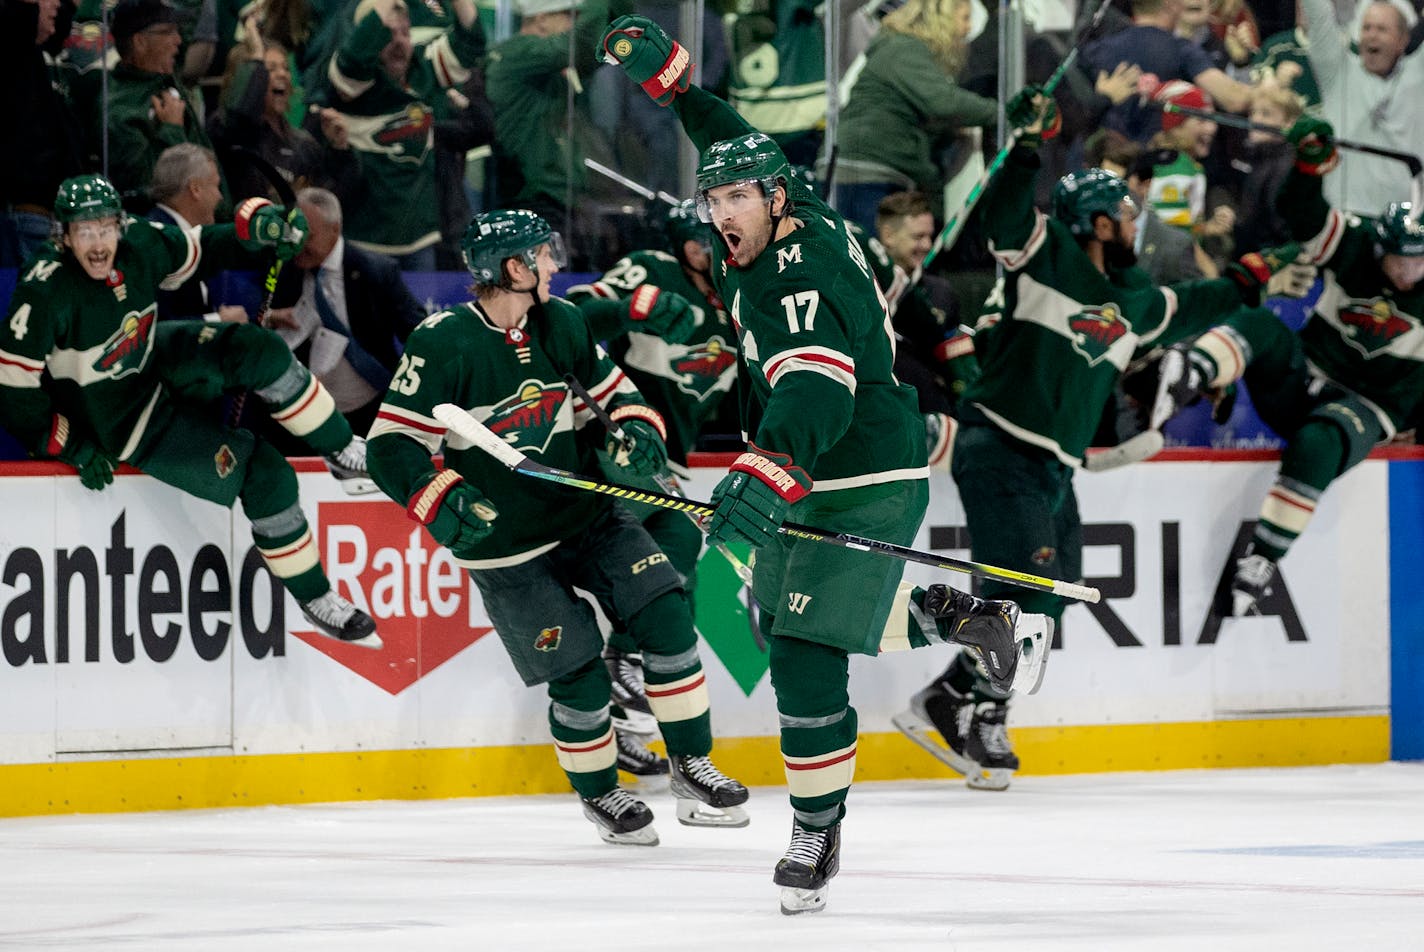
[1302,0,1424,214]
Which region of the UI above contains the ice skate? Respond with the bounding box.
[299,590,382,649]
[963,701,1019,791]
[1148,344,1207,429]
[580,787,659,846]
[605,648,658,734]
[1229,551,1277,616]
[614,721,669,779]
[668,755,749,827]
[923,585,1052,694]
[891,677,978,776]
[324,435,380,495]
[774,820,841,915]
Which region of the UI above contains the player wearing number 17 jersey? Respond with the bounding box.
[600,13,1053,916]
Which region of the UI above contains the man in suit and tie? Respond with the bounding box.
[148,143,250,324]
[269,187,427,436]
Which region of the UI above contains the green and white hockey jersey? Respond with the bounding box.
[366,296,665,566]
[669,85,926,490]
[967,148,1249,465]
[565,250,737,468]
[0,220,247,457]
[1283,169,1424,434]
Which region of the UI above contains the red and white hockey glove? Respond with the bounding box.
[408,470,498,556]
[607,405,668,476]
[600,14,693,107]
[625,285,695,343]
[705,445,812,549]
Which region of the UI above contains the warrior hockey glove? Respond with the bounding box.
[407,470,498,557]
[625,285,695,344]
[235,198,309,262]
[1285,116,1338,176]
[600,14,693,106]
[1227,242,1305,306]
[1006,85,1060,148]
[607,406,668,476]
[47,414,116,491]
[706,446,812,549]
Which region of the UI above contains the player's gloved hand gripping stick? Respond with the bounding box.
[433,403,1102,603]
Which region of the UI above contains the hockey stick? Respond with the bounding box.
[584,157,681,207]
[433,403,1102,603]
[561,374,756,587]
[888,0,1115,316]
[1082,428,1165,472]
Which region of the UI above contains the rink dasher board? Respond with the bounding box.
[0,455,1405,816]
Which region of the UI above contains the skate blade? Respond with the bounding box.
[889,710,976,776]
[966,767,1013,791]
[336,476,381,496]
[610,709,659,737]
[779,885,829,915]
[1010,615,1052,695]
[307,627,384,651]
[596,825,660,847]
[675,799,749,828]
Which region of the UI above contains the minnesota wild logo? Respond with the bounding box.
[1068,303,1130,366]
[485,379,567,455]
[372,104,434,165]
[1337,298,1419,359]
[673,335,738,399]
[93,306,155,379]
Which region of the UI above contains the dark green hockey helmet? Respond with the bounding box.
[694,132,789,221]
[1374,203,1424,256]
[54,175,124,224]
[460,209,566,285]
[666,199,712,253]
[1052,168,1135,236]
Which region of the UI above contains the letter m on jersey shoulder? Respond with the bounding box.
[776,244,803,273]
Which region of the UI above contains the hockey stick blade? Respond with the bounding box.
[432,404,1101,603]
[1083,429,1165,473]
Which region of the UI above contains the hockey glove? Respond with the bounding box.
[1006,85,1060,148]
[626,285,695,343]
[407,470,498,557]
[47,414,116,491]
[607,406,668,476]
[1285,116,1338,176]
[705,446,812,550]
[600,14,693,106]
[235,198,309,262]
[1227,242,1306,306]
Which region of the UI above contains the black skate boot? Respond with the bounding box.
[891,675,977,776]
[324,435,379,496]
[922,585,1051,694]
[614,723,669,778]
[963,701,1019,791]
[1148,344,1209,430]
[605,648,658,734]
[774,820,841,915]
[1229,549,1277,616]
[299,590,382,649]
[668,755,750,827]
[580,787,659,846]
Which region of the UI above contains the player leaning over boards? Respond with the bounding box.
[365,209,748,847]
[0,175,381,648]
[899,92,1316,792]
[566,201,731,780]
[600,15,1052,916]
[1152,116,1424,616]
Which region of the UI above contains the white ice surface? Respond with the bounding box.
[3,764,1422,951]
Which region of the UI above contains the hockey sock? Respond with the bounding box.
[769,631,856,831]
[1189,324,1252,388]
[1253,421,1346,562]
[547,655,618,799]
[606,627,639,656]
[241,441,327,602]
[254,356,352,456]
[627,591,711,756]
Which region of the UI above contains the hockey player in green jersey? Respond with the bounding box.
[1152,116,1424,616]
[0,175,381,648]
[600,14,1053,915]
[365,208,749,847]
[565,200,729,780]
[899,90,1313,792]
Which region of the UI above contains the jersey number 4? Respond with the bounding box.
[780,290,820,333]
